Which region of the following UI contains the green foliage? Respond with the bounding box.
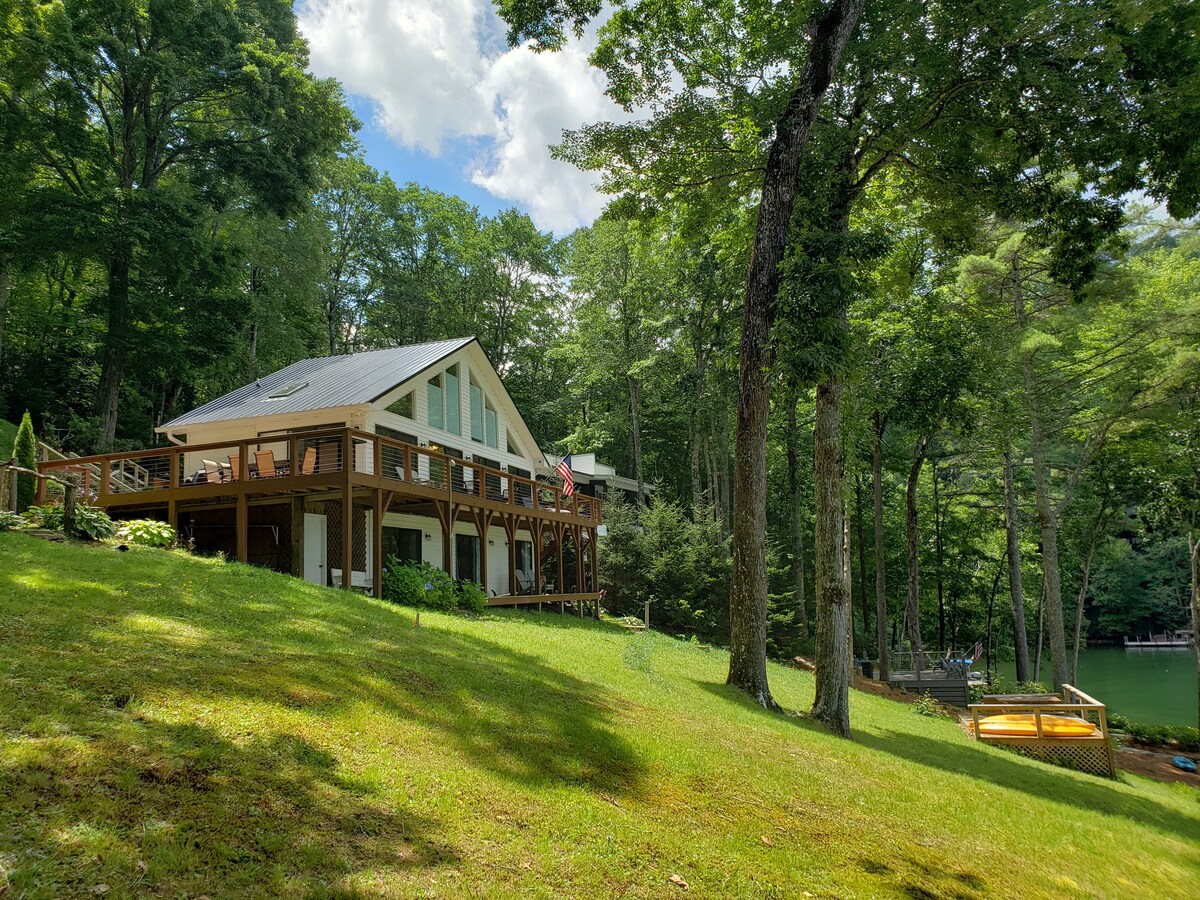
[969,677,1050,705]
[598,498,730,640]
[0,511,26,531]
[13,411,36,512]
[117,519,177,549]
[911,693,951,718]
[381,558,482,613]
[1108,714,1200,753]
[25,504,116,541]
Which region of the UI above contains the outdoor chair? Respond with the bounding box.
[254,449,279,478]
[516,572,535,595]
[201,459,224,484]
[298,446,317,476]
[227,453,241,481]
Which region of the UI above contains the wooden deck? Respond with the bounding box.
[37,427,602,605]
[969,684,1115,777]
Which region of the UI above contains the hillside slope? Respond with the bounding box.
[1,532,1198,898]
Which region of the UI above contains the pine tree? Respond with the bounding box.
[13,411,36,512]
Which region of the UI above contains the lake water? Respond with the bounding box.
[996,646,1198,727]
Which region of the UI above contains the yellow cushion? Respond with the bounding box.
[977,713,1098,738]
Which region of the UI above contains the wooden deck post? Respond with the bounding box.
[372,489,384,599]
[442,501,453,574]
[236,491,249,562]
[532,519,543,592]
[505,514,517,596]
[589,527,598,593]
[341,431,353,590]
[574,525,584,595]
[555,524,565,595]
[291,497,304,577]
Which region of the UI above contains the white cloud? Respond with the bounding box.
[298,0,627,232]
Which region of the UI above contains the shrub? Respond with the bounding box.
[381,558,458,611]
[118,519,177,548]
[969,676,1050,705]
[13,411,37,513]
[25,503,117,541]
[911,692,951,718]
[0,510,27,531]
[454,579,488,613]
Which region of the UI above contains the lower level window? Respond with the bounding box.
[455,534,480,584]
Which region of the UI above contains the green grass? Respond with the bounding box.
[1,533,1198,898]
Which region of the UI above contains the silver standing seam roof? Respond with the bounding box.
[160,337,475,430]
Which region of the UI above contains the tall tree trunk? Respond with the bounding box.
[627,374,645,501]
[1025,371,1069,690]
[905,434,931,658]
[786,398,809,640]
[0,250,11,372]
[873,411,889,680]
[1003,449,1032,682]
[1034,578,1047,684]
[690,417,704,513]
[1013,254,1069,691]
[855,475,870,641]
[725,0,863,710]
[932,457,945,651]
[95,240,133,452]
[1071,540,1098,685]
[1190,532,1199,729]
[811,380,852,734]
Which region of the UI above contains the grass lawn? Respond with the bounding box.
[1,533,1198,898]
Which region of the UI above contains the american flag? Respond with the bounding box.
[556,454,575,497]
[970,639,984,662]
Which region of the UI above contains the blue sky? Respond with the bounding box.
[297,0,624,235]
[345,95,507,218]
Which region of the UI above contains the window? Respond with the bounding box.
[375,424,417,445]
[455,533,480,584]
[427,373,443,429]
[383,527,422,565]
[469,380,484,442]
[485,403,498,449]
[266,381,308,399]
[386,391,414,419]
[507,433,520,456]
[515,539,533,575]
[445,364,461,435]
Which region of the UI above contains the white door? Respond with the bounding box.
[304,513,327,585]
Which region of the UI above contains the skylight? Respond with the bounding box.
[266,381,308,400]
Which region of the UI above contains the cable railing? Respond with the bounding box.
[36,428,601,523]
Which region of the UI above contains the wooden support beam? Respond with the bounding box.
[236,491,249,563]
[574,524,584,596]
[442,500,453,574]
[341,489,353,591]
[532,519,543,592]
[372,488,384,599]
[555,522,565,595]
[291,497,305,577]
[505,512,517,597]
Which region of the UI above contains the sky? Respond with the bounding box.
[296,0,627,236]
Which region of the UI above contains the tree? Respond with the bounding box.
[3,0,350,449]
[13,409,35,511]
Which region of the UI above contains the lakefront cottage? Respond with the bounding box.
[38,338,601,608]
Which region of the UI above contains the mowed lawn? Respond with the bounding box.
[1,533,1198,898]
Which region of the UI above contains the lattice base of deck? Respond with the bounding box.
[980,736,1116,778]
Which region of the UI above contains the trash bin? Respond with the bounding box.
[861,659,874,679]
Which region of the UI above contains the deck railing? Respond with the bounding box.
[36,427,600,523]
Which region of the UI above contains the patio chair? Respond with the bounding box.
[227,453,241,481]
[298,446,317,476]
[515,571,535,595]
[201,459,224,484]
[254,449,279,478]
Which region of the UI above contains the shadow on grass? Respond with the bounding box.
[694,680,831,737]
[857,729,1200,843]
[0,542,644,893]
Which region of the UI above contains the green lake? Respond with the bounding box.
[997,646,1198,727]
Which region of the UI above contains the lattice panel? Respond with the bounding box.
[991,738,1116,778]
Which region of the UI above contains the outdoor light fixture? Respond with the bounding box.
[424,533,431,541]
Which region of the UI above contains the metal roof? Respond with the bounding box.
[160,337,475,430]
